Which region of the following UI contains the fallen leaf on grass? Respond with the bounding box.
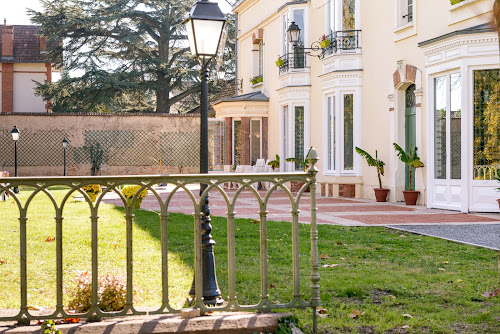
[113,244,118,249]
[438,268,446,271]
[403,314,413,318]
[341,257,348,261]
[399,235,406,238]
[336,242,346,246]
[482,289,499,298]
[250,220,260,224]
[0,259,7,265]
[456,279,463,283]
[45,236,55,242]
[316,308,329,318]
[389,295,396,299]
[322,264,340,268]
[319,254,330,259]
[402,325,410,329]
[348,309,364,319]
[443,261,449,264]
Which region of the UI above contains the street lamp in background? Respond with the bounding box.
[62,138,68,176]
[216,65,226,81]
[184,0,226,305]
[11,126,19,193]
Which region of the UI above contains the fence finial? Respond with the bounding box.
[307,147,319,174]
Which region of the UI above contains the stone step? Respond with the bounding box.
[0,312,295,334]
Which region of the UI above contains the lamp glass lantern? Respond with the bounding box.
[11,126,19,141]
[184,0,226,61]
[287,21,301,45]
[62,138,68,148]
[216,66,225,80]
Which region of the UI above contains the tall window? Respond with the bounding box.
[294,106,305,171]
[326,0,335,34]
[282,12,289,55]
[258,41,264,77]
[434,73,462,180]
[473,69,500,180]
[343,94,354,170]
[326,96,336,172]
[342,0,355,31]
[233,120,241,165]
[251,120,261,165]
[282,106,289,167]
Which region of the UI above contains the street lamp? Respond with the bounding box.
[11,126,19,193]
[62,138,68,176]
[286,21,323,57]
[216,66,225,81]
[184,0,226,306]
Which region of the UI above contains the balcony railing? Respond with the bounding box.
[0,149,320,331]
[278,49,307,75]
[320,30,361,59]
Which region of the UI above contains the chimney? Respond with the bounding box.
[39,36,47,52]
[1,22,14,58]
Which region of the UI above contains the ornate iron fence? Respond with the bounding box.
[320,30,361,59]
[0,149,321,332]
[278,50,307,75]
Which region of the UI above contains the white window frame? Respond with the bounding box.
[323,89,360,176]
[393,0,417,39]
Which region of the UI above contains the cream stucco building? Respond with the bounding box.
[213,0,499,213]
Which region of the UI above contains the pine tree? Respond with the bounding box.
[29,0,234,113]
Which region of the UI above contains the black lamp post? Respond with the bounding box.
[286,21,323,57]
[62,138,68,176]
[11,126,19,193]
[184,0,226,305]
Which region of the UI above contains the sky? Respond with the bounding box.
[2,0,233,25]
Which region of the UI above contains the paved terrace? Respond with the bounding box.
[102,186,500,250]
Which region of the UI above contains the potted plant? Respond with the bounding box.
[393,143,424,205]
[267,154,280,171]
[319,34,331,48]
[286,147,312,192]
[81,184,102,203]
[250,75,263,85]
[122,185,148,209]
[355,147,389,202]
[275,56,284,67]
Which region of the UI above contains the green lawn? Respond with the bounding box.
[0,188,499,333]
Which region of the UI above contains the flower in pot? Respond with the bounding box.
[393,143,424,205]
[355,147,388,202]
[276,56,284,67]
[81,184,102,203]
[319,34,330,48]
[250,75,263,85]
[122,185,148,209]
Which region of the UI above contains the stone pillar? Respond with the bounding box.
[224,117,232,166]
[262,117,268,160]
[240,117,250,165]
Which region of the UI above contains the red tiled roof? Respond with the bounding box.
[0,25,48,63]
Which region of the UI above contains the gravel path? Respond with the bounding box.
[389,224,500,250]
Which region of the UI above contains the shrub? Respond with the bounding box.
[67,271,127,312]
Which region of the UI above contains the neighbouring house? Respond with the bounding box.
[0,20,57,113]
[213,0,499,213]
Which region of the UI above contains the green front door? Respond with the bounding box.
[405,85,416,191]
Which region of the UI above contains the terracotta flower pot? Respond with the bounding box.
[403,191,420,206]
[374,188,389,202]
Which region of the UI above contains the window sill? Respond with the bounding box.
[251,81,264,88]
[450,0,480,11]
[393,21,414,34]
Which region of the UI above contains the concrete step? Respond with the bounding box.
[0,312,295,334]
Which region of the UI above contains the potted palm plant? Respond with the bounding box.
[393,143,424,205]
[355,147,388,202]
[286,147,312,192]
